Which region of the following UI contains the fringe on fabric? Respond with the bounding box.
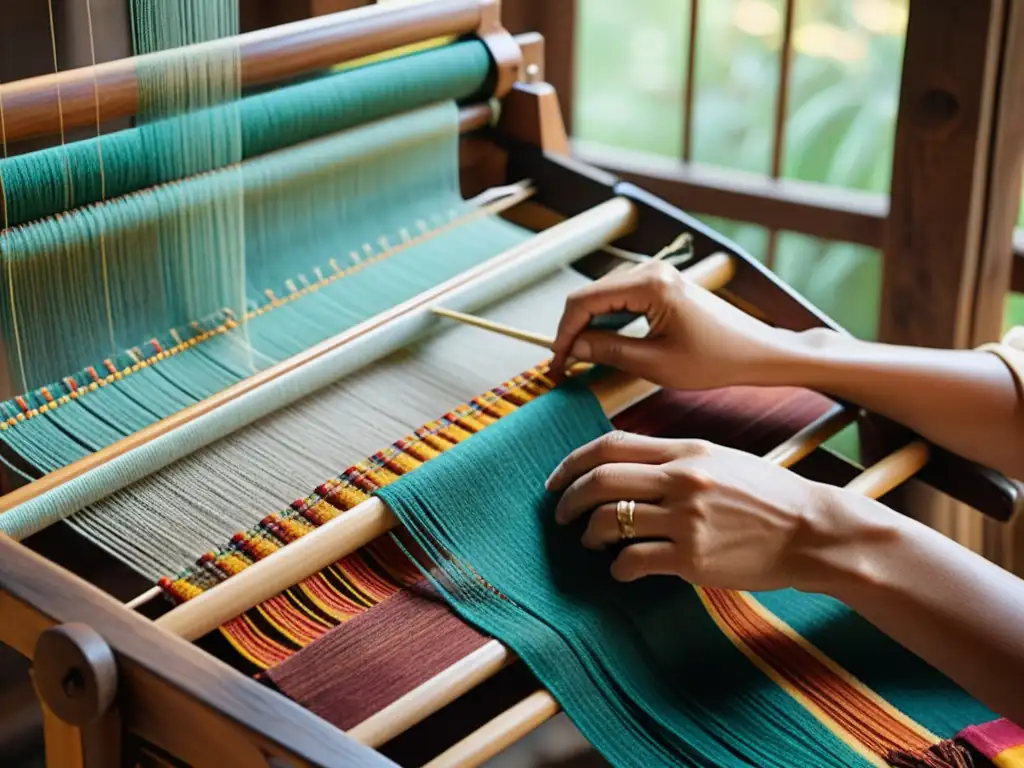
[887,741,976,768]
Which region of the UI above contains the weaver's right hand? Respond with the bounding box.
[549,261,800,390]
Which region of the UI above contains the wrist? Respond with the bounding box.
[789,483,905,598]
[744,327,856,389]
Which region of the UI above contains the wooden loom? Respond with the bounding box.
[0,2,1021,766]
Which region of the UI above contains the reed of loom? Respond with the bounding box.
[0,3,1020,768]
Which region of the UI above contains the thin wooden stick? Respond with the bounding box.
[429,307,555,349]
[429,235,710,351]
[153,255,736,641]
[0,0,488,145]
[414,435,932,768]
[125,586,162,611]
[844,440,930,497]
[421,690,559,768]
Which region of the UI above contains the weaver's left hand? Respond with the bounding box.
[546,431,843,592]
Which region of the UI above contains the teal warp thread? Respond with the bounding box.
[0,102,532,497]
[377,381,990,767]
[0,41,492,227]
[0,100,522,390]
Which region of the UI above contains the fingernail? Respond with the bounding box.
[569,338,591,360]
[544,469,559,491]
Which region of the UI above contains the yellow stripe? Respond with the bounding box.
[995,745,1024,768]
[739,592,940,744]
[332,36,456,72]
[695,586,887,768]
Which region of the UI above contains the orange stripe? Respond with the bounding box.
[700,587,937,763]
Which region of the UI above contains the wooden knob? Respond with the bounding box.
[33,624,118,726]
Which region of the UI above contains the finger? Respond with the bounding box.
[562,330,667,381]
[547,431,681,492]
[580,502,672,549]
[611,541,679,582]
[554,462,665,526]
[549,263,679,375]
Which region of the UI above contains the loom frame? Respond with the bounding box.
[0,3,1019,766]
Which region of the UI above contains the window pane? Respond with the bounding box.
[691,0,786,174]
[782,0,907,194]
[574,0,689,158]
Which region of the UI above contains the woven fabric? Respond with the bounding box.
[264,577,490,731]
[376,376,997,767]
[263,384,834,729]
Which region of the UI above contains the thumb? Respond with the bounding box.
[569,330,668,379]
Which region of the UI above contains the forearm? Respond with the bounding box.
[763,329,1024,479]
[806,490,1024,724]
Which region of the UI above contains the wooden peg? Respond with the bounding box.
[32,623,121,768]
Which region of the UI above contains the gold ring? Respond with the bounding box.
[616,500,636,540]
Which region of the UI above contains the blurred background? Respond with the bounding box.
[571,0,1024,339]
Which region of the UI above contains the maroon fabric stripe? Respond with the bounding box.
[266,386,835,738]
[614,386,835,453]
[265,579,490,731]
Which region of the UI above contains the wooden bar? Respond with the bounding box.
[880,0,1008,351]
[764,0,796,270]
[0,0,486,145]
[0,536,397,768]
[979,0,1024,574]
[682,0,699,163]
[879,0,1014,545]
[970,0,1024,346]
[577,144,888,248]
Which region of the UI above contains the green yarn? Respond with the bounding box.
[0,41,493,227]
[0,102,530,474]
[377,380,995,767]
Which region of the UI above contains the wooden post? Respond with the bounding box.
[880,0,1023,558]
[500,0,577,135]
[978,0,1024,574]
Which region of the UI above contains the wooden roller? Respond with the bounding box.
[0,0,518,145]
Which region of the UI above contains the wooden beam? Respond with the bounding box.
[970,0,1024,345]
[0,535,397,768]
[1013,231,1024,293]
[575,142,887,247]
[880,0,1009,351]
[880,0,1016,555]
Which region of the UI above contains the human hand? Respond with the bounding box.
[545,431,847,592]
[549,260,799,390]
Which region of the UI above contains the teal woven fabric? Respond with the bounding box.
[377,380,995,767]
[0,41,492,227]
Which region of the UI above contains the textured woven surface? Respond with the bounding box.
[376,377,995,767]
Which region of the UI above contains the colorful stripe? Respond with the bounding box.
[958,719,1024,767]
[698,587,936,763]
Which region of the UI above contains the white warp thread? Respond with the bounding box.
[64,268,591,580]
